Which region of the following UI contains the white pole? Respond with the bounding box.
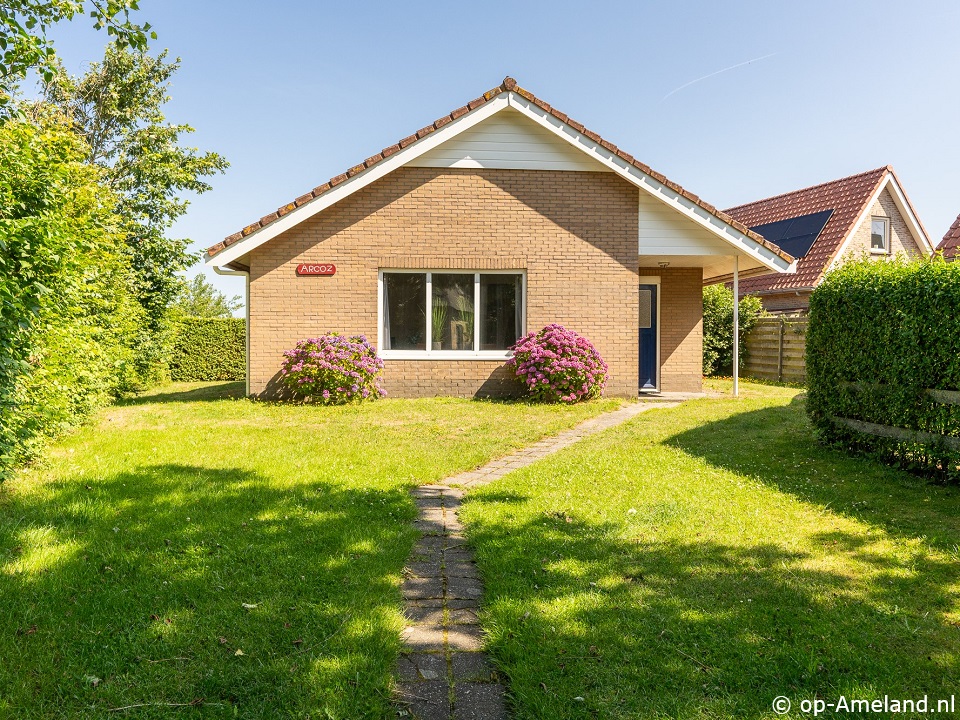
[733,255,739,398]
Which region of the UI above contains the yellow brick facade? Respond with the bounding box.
[839,188,926,263]
[247,167,704,398]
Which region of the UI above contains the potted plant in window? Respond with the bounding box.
[453,293,474,350]
[431,296,447,350]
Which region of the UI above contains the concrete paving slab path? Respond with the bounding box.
[394,399,678,719]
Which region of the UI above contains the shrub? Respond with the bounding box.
[807,256,960,481]
[702,285,764,376]
[169,317,245,381]
[507,324,607,403]
[280,335,386,404]
[0,115,146,480]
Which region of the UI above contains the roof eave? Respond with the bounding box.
[206,78,794,273]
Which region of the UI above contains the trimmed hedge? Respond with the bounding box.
[807,257,960,481]
[169,317,245,382]
[0,116,151,480]
[702,285,764,376]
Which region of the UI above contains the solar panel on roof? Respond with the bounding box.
[749,209,834,259]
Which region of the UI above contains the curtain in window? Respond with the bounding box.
[382,273,426,350]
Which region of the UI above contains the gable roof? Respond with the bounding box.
[940,214,960,259]
[205,77,794,274]
[725,166,932,293]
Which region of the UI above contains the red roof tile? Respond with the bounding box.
[725,167,890,292]
[207,77,792,265]
[939,214,960,259]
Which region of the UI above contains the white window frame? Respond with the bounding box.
[870,216,890,254]
[378,269,526,360]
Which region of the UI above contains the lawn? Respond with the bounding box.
[460,380,960,719]
[0,382,620,719]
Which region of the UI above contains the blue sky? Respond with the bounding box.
[47,1,960,310]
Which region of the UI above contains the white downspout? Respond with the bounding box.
[212,265,251,397]
[733,255,739,398]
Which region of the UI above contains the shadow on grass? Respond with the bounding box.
[465,493,960,719]
[119,382,246,406]
[666,394,960,553]
[0,463,414,718]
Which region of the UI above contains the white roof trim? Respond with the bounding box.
[885,175,934,254]
[504,94,793,275]
[207,91,793,274]
[826,173,934,273]
[205,96,509,266]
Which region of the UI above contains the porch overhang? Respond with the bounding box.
[639,253,794,285]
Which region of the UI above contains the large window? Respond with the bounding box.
[380,271,524,357]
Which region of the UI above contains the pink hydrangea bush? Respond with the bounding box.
[506,324,608,403]
[279,334,386,404]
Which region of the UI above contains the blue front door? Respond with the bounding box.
[639,284,657,390]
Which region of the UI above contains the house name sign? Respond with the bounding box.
[296,263,336,276]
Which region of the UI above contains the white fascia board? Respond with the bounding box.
[205,96,511,267]
[504,93,794,275]
[885,176,934,254]
[207,89,793,275]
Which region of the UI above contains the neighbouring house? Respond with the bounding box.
[724,166,934,313]
[939,214,960,260]
[205,77,793,399]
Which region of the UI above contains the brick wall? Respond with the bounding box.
[756,291,812,313]
[838,188,925,262]
[247,167,641,398]
[641,268,703,393]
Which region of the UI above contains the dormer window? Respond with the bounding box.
[871,217,890,253]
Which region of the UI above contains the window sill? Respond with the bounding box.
[381,350,513,361]
[870,249,890,255]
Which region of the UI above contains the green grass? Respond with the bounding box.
[461,380,960,719]
[0,382,620,719]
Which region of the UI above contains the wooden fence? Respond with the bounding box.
[743,316,808,383]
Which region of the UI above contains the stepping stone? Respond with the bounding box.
[397,652,447,682]
[446,598,479,610]
[404,605,445,625]
[397,680,451,720]
[447,625,483,652]
[448,607,479,625]
[402,576,444,601]
[406,561,443,579]
[446,577,483,600]
[401,625,446,652]
[451,652,496,682]
[446,562,479,579]
[453,683,508,720]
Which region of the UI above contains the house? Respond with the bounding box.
[205,77,794,399]
[724,167,934,313]
[938,214,960,260]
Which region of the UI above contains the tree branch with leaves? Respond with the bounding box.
[0,0,155,104]
[43,46,229,329]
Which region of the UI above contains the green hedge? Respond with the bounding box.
[702,285,764,376]
[0,116,153,480]
[807,257,960,481]
[169,317,245,382]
